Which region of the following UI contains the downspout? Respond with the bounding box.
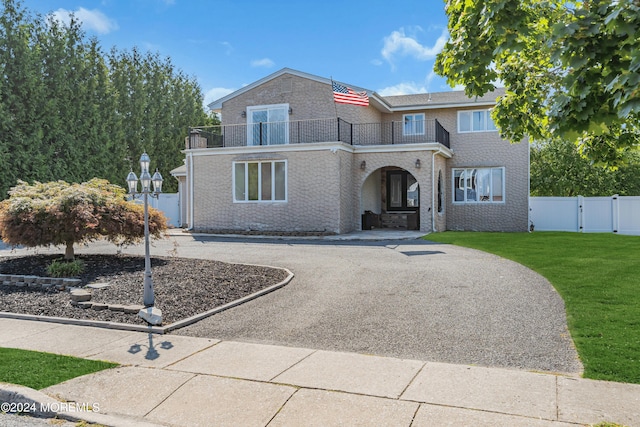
[188,151,194,231]
[431,150,436,233]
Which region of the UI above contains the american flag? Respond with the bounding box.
[332,81,369,106]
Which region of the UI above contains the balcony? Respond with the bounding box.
[187,118,450,150]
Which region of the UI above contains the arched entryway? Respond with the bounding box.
[361,166,420,230]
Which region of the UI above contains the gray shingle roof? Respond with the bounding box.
[381,87,506,108]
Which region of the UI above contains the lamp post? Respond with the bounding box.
[127,152,163,325]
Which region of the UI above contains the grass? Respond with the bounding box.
[424,231,640,384]
[0,347,117,390]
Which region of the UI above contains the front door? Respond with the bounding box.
[386,170,419,230]
[386,170,419,211]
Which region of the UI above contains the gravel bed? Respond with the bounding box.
[0,254,289,325]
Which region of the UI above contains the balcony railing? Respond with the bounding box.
[187,118,449,150]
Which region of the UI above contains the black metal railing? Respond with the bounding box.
[187,118,450,149]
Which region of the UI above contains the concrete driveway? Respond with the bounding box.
[0,234,582,374]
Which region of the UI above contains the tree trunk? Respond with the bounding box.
[64,241,75,260]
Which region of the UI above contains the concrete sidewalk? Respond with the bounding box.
[1,319,639,426]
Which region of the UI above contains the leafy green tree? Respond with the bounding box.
[436,0,640,165]
[0,179,167,260]
[530,139,640,196]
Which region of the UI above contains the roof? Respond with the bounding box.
[208,68,370,112]
[380,87,506,111]
[170,164,186,176]
[207,67,504,113]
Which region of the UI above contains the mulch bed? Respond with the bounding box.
[0,254,289,325]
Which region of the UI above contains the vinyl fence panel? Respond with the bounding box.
[530,195,640,235]
[529,197,580,232]
[149,193,180,228]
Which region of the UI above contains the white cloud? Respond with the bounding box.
[204,87,236,106]
[378,82,428,96]
[381,27,448,67]
[220,41,233,56]
[377,71,438,96]
[51,7,118,34]
[250,58,275,68]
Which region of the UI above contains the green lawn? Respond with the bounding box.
[0,347,117,390]
[424,231,640,384]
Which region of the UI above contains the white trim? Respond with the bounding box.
[185,141,454,158]
[391,100,496,111]
[188,151,194,230]
[431,151,435,232]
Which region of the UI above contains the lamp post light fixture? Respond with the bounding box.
[127,152,163,325]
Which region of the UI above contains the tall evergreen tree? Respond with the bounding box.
[0,0,207,196]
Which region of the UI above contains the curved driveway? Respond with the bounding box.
[2,235,582,374]
[159,235,581,374]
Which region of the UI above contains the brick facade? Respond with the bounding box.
[179,69,529,234]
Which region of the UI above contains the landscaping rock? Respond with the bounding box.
[108,304,125,312]
[91,303,109,311]
[123,304,145,314]
[86,282,110,290]
[138,306,162,325]
[75,301,93,309]
[62,278,82,287]
[70,289,92,302]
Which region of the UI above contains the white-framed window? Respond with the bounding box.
[247,104,289,145]
[233,160,287,202]
[403,113,425,136]
[458,109,497,133]
[453,167,504,203]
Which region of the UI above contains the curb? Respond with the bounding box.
[0,383,163,427]
[0,267,294,334]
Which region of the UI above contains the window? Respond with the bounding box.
[247,104,289,145]
[233,160,287,202]
[453,167,504,203]
[458,109,497,133]
[403,113,425,135]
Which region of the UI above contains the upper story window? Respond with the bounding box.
[458,109,497,133]
[453,167,504,203]
[247,104,289,145]
[233,160,287,202]
[403,113,425,136]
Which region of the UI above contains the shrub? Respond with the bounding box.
[47,259,85,277]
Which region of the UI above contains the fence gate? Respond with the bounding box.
[529,195,640,235]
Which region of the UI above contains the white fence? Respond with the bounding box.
[530,196,640,235]
[131,193,180,228]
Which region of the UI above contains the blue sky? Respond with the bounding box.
[26,0,454,108]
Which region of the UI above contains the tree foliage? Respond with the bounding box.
[0,0,207,197]
[530,139,640,196]
[436,0,640,165]
[0,178,167,259]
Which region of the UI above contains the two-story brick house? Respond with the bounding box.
[171,68,529,234]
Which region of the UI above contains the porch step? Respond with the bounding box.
[381,213,409,229]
